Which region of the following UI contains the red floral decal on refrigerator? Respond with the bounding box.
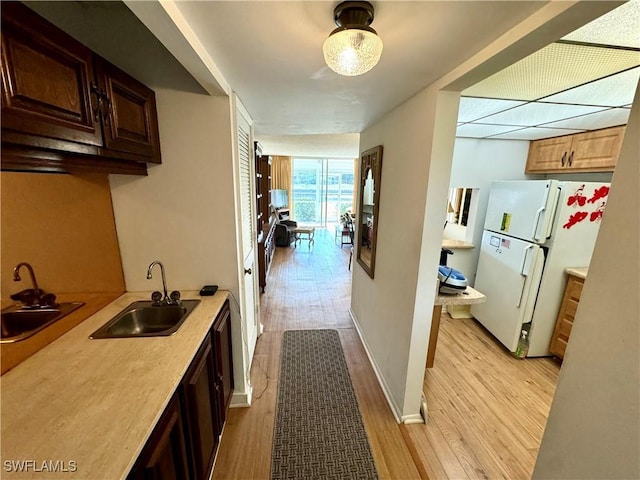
[590,202,606,222]
[563,211,588,229]
[567,184,586,207]
[587,185,610,203]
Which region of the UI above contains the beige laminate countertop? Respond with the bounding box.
[435,285,486,306]
[442,239,474,249]
[565,267,588,280]
[0,290,229,479]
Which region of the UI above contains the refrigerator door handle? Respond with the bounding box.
[517,245,534,308]
[531,206,545,241]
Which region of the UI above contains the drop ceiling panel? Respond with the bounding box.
[456,123,523,138]
[463,42,640,100]
[490,127,585,140]
[540,107,631,130]
[562,0,640,49]
[457,97,526,122]
[540,67,640,106]
[480,102,609,126]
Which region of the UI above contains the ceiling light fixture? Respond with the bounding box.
[322,1,383,77]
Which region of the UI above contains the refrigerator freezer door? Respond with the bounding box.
[484,180,559,243]
[471,231,546,352]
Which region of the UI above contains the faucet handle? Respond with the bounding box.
[150,291,163,306]
[169,291,181,305]
[40,293,58,308]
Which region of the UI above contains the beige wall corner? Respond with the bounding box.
[533,78,640,480]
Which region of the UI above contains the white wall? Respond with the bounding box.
[257,133,360,158]
[352,87,459,421]
[533,84,639,480]
[446,138,531,283]
[351,0,621,423]
[109,89,248,399]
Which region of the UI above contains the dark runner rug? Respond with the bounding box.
[271,329,378,480]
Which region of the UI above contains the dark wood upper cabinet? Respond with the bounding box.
[1,2,161,175]
[95,57,161,162]
[127,395,191,480]
[0,2,102,149]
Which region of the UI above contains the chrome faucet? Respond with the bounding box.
[13,262,42,306]
[146,261,177,305]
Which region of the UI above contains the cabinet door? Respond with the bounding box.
[213,300,234,430]
[525,135,573,173]
[95,57,161,163]
[568,126,625,172]
[1,3,102,149]
[549,276,583,359]
[181,334,220,480]
[127,395,190,480]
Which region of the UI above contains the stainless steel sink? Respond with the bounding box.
[89,299,200,339]
[1,302,85,343]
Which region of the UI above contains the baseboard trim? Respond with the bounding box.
[230,385,252,408]
[349,308,403,424]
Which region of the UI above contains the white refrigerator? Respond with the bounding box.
[471,180,610,356]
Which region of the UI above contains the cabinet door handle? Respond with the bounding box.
[568,151,574,167]
[90,83,102,122]
[100,91,111,126]
[561,151,566,167]
[244,268,252,275]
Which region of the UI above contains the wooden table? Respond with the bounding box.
[426,285,486,368]
[293,226,315,248]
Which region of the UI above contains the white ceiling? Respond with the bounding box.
[167,0,640,146]
[25,0,639,154]
[168,1,549,136]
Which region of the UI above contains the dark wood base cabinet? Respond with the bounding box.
[129,300,233,480]
[127,396,191,480]
[258,221,276,293]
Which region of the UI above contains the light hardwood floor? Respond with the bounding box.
[212,228,560,479]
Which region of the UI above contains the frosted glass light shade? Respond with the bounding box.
[323,28,383,76]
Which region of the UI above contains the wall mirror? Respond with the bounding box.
[443,187,479,243]
[357,145,383,278]
[446,187,474,227]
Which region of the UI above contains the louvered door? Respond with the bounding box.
[235,98,259,362]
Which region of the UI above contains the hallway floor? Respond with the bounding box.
[212,228,560,479]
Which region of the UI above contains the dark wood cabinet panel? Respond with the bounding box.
[213,300,234,429]
[255,142,275,292]
[96,58,161,162]
[1,3,161,175]
[1,2,102,148]
[181,334,220,480]
[129,300,233,480]
[127,396,191,480]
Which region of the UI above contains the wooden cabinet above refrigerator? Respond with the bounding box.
[525,125,626,174]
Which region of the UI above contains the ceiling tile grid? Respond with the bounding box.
[457,1,640,140]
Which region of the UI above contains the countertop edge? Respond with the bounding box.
[565,267,588,280]
[435,285,486,306]
[0,290,230,479]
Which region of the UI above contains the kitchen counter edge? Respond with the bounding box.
[0,290,230,479]
[565,267,588,279]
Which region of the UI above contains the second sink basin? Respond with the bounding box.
[1,302,85,343]
[90,299,200,339]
